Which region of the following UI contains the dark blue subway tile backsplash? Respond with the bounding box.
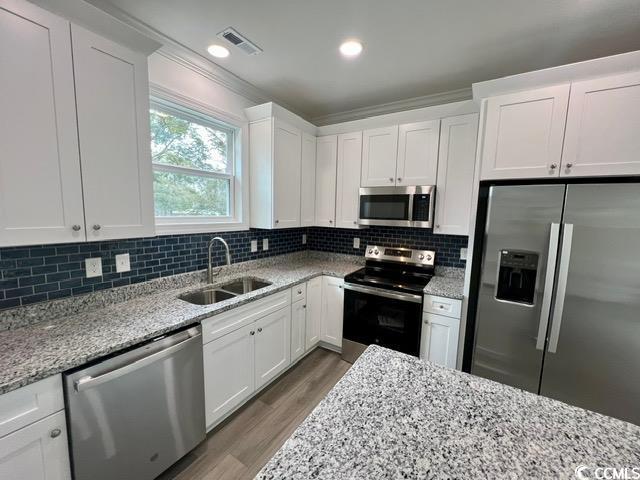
[0,226,467,310]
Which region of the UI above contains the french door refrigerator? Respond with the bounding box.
[466,182,640,425]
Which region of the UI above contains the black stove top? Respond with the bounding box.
[344,245,435,295]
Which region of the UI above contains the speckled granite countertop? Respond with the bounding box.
[257,345,640,479]
[0,253,362,395]
[425,266,465,300]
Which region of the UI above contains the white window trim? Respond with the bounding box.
[149,83,250,235]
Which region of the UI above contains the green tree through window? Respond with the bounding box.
[150,105,234,218]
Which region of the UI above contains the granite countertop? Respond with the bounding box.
[425,266,465,300]
[257,345,640,479]
[0,253,362,395]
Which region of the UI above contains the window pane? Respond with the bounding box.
[154,170,230,217]
[150,108,231,174]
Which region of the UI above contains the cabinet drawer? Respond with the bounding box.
[291,283,306,303]
[423,295,461,318]
[0,376,64,438]
[202,289,291,344]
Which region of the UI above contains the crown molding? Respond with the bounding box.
[311,87,473,126]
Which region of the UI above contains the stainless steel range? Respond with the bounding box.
[342,245,435,363]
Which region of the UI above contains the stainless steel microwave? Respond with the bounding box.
[358,185,435,228]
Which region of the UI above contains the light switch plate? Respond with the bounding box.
[353,237,360,249]
[115,253,130,273]
[263,238,269,251]
[251,240,258,253]
[460,248,468,260]
[85,257,102,278]
[302,234,307,245]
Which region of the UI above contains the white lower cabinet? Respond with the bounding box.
[321,277,344,348]
[203,322,255,429]
[305,277,323,350]
[255,307,291,390]
[0,411,70,480]
[420,312,460,369]
[291,300,307,363]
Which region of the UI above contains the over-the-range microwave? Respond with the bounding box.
[358,185,435,228]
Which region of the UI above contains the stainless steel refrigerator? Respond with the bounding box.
[467,182,640,425]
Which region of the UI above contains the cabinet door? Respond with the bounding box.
[0,411,71,480]
[315,135,337,227]
[434,113,479,236]
[396,120,440,186]
[305,277,322,350]
[336,132,363,229]
[273,118,301,228]
[361,126,399,187]
[321,276,344,347]
[562,71,640,177]
[0,1,84,247]
[420,312,459,369]
[300,132,317,226]
[203,323,255,429]
[255,307,291,390]
[71,25,154,241]
[291,300,306,363]
[480,84,569,180]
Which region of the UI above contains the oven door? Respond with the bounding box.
[358,187,412,227]
[342,283,423,363]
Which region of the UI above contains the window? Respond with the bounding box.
[150,98,241,230]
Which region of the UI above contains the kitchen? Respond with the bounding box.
[1,0,640,479]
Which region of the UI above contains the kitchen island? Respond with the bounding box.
[257,345,640,479]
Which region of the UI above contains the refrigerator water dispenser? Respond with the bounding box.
[495,250,539,305]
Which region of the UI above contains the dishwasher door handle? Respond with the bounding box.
[74,330,201,392]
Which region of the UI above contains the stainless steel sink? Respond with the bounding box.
[219,278,272,295]
[179,288,236,306]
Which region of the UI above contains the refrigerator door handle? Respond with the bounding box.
[548,223,574,353]
[536,223,561,350]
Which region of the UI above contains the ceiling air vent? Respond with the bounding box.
[217,27,263,55]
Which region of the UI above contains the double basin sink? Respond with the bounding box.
[179,277,272,305]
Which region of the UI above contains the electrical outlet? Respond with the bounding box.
[251,240,258,253]
[353,237,360,249]
[115,253,131,273]
[85,257,102,278]
[460,248,468,260]
[263,238,269,251]
[302,234,307,245]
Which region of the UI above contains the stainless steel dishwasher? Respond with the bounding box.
[64,325,205,480]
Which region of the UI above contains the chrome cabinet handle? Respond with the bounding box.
[303,305,306,309]
[548,224,574,353]
[297,289,302,294]
[536,223,560,351]
[389,177,394,182]
[72,225,81,231]
[329,220,333,224]
[257,327,263,333]
[397,177,402,182]
[435,224,441,229]
[92,224,101,231]
[549,164,557,170]
[353,221,357,225]
[50,428,61,438]
[565,163,573,169]
[275,220,279,224]
[250,330,255,336]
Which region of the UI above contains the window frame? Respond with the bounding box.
[149,85,249,234]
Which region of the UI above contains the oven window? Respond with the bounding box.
[359,194,410,220]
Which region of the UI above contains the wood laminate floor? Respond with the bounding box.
[157,348,351,480]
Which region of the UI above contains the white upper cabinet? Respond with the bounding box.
[335,132,363,229]
[0,0,84,246]
[480,84,570,180]
[249,117,302,229]
[561,71,640,177]
[314,135,338,228]
[396,120,440,186]
[72,25,154,241]
[434,114,479,236]
[361,126,399,186]
[300,133,317,227]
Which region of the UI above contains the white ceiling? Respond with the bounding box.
[95,0,640,121]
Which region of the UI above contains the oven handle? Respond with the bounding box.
[343,282,423,303]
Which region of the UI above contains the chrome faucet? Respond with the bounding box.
[208,237,231,283]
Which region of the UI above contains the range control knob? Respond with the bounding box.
[418,254,425,260]
[374,249,379,255]
[368,249,373,254]
[426,255,433,261]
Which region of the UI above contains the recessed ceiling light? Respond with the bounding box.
[207,44,230,58]
[339,40,363,58]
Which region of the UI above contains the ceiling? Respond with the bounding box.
[94,0,640,122]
